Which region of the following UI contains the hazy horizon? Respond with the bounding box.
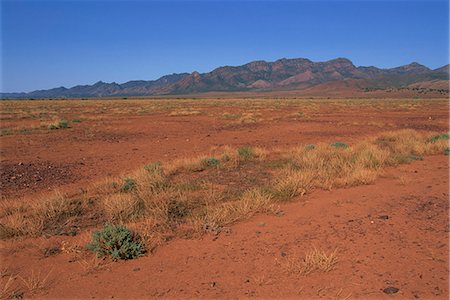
[2,0,449,93]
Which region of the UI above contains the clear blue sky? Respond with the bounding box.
[1,0,449,92]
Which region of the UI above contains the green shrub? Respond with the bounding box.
[58,120,69,128]
[72,119,81,123]
[237,146,253,158]
[430,133,449,143]
[86,224,145,260]
[144,162,162,173]
[330,142,349,149]
[305,144,315,150]
[445,147,450,155]
[120,177,136,192]
[202,157,220,167]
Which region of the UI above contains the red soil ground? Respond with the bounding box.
[1,155,448,299]
[1,99,447,199]
[0,98,448,299]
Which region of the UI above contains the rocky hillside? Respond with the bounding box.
[2,58,448,98]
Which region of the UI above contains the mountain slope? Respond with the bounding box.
[2,59,448,98]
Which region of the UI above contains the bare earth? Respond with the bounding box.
[0,98,448,299]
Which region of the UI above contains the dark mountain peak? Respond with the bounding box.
[325,57,355,67]
[329,57,352,63]
[392,62,430,74]
[434,64,449,73]
[191,71,201,78]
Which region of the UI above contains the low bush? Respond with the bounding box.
[120,177,136,193]
[237,146,253,158]
[86,224,145,260]
[430,133,449,143]
[144,162,162,173]
[202,157,220,167]
[330,142,348,149]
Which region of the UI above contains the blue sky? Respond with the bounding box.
[1,0,449,92]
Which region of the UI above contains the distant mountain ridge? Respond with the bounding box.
[2,58,448,98]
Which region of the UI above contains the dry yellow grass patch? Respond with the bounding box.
[282,248,338,275]
[0,192,84,238]
[199,188,277,228]
[18,270,52,293]
[274,168,315,200]
[168,110,202,116]
[101,193,144,223]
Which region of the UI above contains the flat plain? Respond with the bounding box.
[0,97,448,299]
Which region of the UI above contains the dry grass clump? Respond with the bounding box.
[0,192,85,238]
[18,270,52,293]
[236,112,262,124]
[101,193,144,223]
[282,248,338,275]
[374,129,448,164]
[273,169,315,200]
[168,110,202,116]
[198,188,277,228]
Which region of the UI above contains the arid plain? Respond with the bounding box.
[0,97,448,299]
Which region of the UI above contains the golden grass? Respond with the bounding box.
[1,129,448,251]
[0,192,84,238]
[0,275,15,299]
[199,188,277,228]
[282,248,338,275]
[168,110,202,116]
[18,270,52,293]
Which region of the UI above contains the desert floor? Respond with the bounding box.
[0,98,448,299]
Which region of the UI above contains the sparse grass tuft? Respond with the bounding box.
[202,157,220,167]
[169,110,202,116]
[101,193,144,223]
[48,120,69,130]
[237,146,254,159]
[120,177,136,193]
[19,270,52,293]
[273,169,315,200]
[199,188,276,229]
[144,162,162,173]
[330,142,349,149]
[282,248,338,275]
[0,277,15,299]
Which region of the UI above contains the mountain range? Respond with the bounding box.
[2,57,448,98]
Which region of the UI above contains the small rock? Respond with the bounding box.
[275,211,285,217]
[379,215,389,220]
[133,267,140,272]
[383,287,399,294]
